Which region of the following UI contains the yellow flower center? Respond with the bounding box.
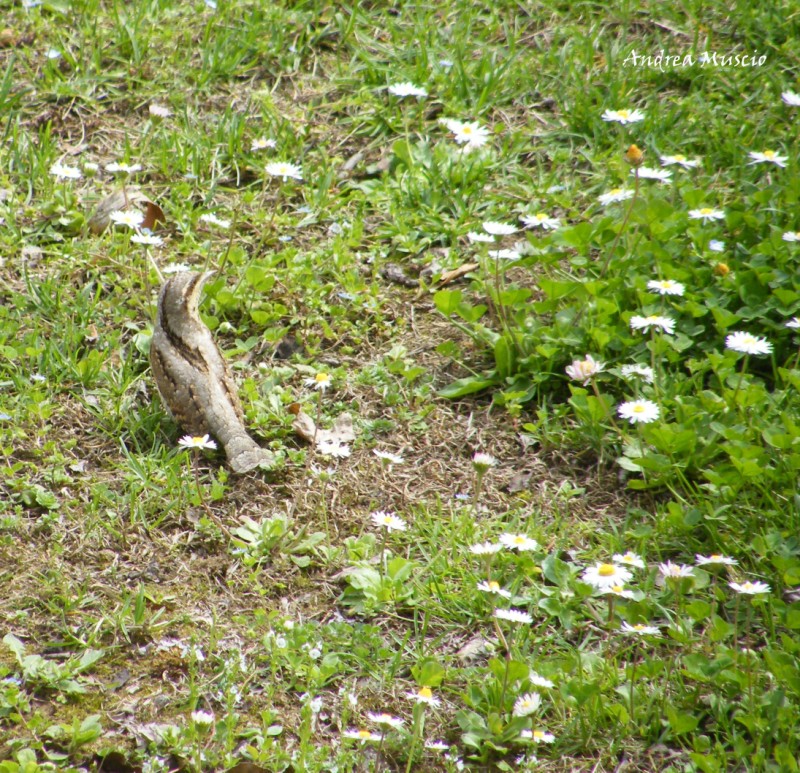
[673,154,686,161]
[700,208,713,215]
[418,687,433,700]
[315,372,330,383]
[358,729,371,739]
[462,126,473,135]
[609,187,622,195]
[633,624,646,631]
[598,563,617,576]
[632,405,645,414]
[488,581,500,591]
[763,150,775,158]
[514,536,526,544]
[618,110,630,118]
[710,554,722,561]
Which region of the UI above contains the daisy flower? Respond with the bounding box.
[658,561,695,579]
[109,209,145,229]
[725,331,773,356]
[493,608,533,624]
[620,621,661,636]
[521,213,561,230]
[266,161,303,181]
[199,213,230,229]
[106,162,142,174]
[598,188,634,205]
[407,686,440,706]
[425,741,450,751]
[149,104,171,118]
[512,692,541,717]
[251,137,277,151]
[695,554,738,567]
[488,248,522,261]
[783,231,800,242]
[646,279,685,296]
[304,372,332,392]
[729,580,770,595]
[317,439,351,458]
[620,364,655,384]
[613,551,645,569]
[130,233,164,246]
[582,562,633,589]
[441,119,489,149]
[482,221,518,236]
[782,90,800,107]
[530,729,556,744]
[617,399,660,424]
[632,166,672,182]
[630,314,675,334]
[786,317,800,329]
[49,162,82,180]
[708,239,725,252]
[373,450,404,465]
[191,710,215,726]
[370,510,407,532]
[659,154,700,169]
[367,712,404,728]
[565,354,605,385]
[467,231,495,243]
[477,580,512,598]
[178,434,218,451]
[344,729,383,742]
[688,207,725,223]
[601,108,645,124]
[388,82,428,98]
[499,533,539,552]
[163,262,191,274]
[472,452,497,471]
[604,584,635,599]
[528,672,555,689]
[748,150,788,168]
[470,541,504,555]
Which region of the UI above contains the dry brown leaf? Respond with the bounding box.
[292,410,355,448]
[87,189,165,234]
[437,262,479,286]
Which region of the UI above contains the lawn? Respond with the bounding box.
[2,1,800,771]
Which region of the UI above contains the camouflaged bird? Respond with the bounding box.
[150,271,273,473]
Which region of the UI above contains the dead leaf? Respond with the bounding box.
[506,470,533,493]
[437,262,479,286]
[0,29,16,48]
[292,410,355,448]
[87,189,165,234]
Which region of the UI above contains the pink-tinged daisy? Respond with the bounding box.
[696,554,737,567]
[658,561,694,579]
[512,692,541,717]
[366,712,404,728]
[729,580,770,595]
[565,354,605,385]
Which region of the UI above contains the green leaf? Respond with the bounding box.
[433,289,463,316]
[494,337,514,379]
[412,658,445,688]
[438,376,497,398]
[665,705,699,735]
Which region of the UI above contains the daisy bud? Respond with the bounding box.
[713,262,730,277]
[624,144,644,167]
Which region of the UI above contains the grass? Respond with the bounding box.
[2,0,800,771]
